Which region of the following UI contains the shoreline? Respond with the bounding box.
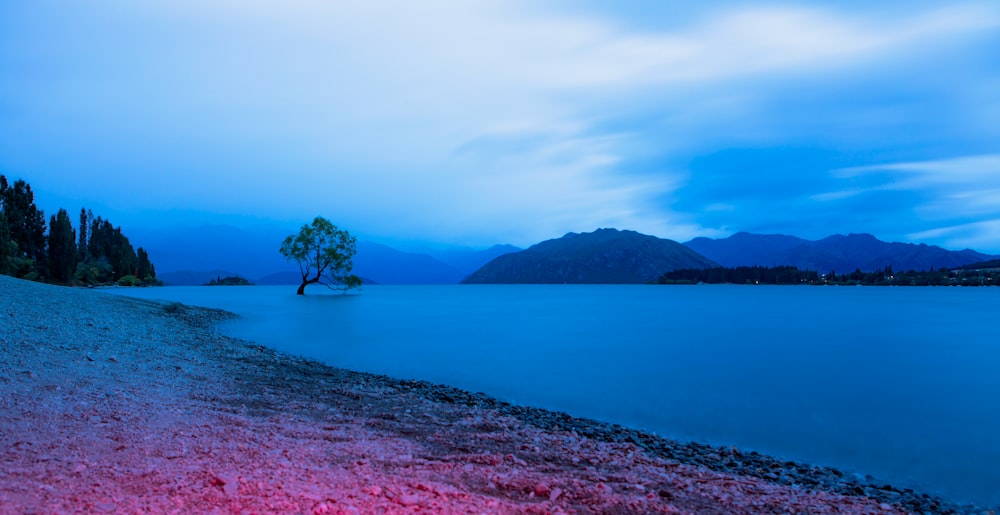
[0,275,986,513]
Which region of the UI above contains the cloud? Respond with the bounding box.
[818,155,1000,250]
[1,1,999,248]
[909,219,1000,252]
[831,155,1000,215]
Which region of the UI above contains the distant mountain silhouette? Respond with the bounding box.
[686,232,809,267]
[429,244,521,276]
[354,242,465,284]
[158,269,241,286]
[464,228,718,284]
[685,232,997,273]
[133,223,295,279]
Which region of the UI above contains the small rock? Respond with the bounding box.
[398,493,420,506]
[214,473,240,497]
[549,487,563,502]
[94,501,116,512]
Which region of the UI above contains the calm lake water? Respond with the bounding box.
[109,284,1000,507]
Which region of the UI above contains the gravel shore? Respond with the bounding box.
[0,275,989,514]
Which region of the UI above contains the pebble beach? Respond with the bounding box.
[0,275,987,514]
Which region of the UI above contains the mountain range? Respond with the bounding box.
[463,228,718,284]
[147,224,997,286]
[685,232,997,274]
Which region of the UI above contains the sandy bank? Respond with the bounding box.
[0,275,970,513]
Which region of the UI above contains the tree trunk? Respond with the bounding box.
[297,276,319,295]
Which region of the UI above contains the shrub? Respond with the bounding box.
[117,274,141,286]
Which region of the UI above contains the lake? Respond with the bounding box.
[108,284,1000,507]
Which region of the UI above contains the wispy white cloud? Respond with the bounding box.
[2,1,999,247]
[909,219,1000,252]
[810,188,870,202]
[834,155,1000,188]
[818,154,1000,250]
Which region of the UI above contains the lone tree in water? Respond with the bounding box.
[280,216,362,295]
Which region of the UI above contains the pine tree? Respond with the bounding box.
[136,247,153,280]
[47,209,77,283]
[78,208,89,262]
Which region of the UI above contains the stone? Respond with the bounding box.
[398,494,420,506]
[214,473,240,497]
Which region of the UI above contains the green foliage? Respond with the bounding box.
[0,175,47,272]
[75,256,112,285]
[82,214,147,283]
[116,274,142,286]
[116,273,161,287]
[280,216,361,294]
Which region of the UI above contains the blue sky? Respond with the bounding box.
[2,1,999,251]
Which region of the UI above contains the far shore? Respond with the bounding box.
[0,274,981,513]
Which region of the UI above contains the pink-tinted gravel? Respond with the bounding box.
[0,276,909,514]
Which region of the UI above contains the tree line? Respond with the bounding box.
[658,265,1000,286]
[0,175,159,286]
[658,266,820,285]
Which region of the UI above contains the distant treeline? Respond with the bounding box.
[0,175,159,286]
[658,266,819,285]
[659,265,1000,286]
[205,275,253,286]
[959,259,1000,270]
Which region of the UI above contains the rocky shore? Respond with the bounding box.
[0,275,991,513]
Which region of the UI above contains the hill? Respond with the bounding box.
[686,232,808,267]
[463,228,718,284]
[685,232,996,273]
[132,224,293,280]
[353,242,465,284]
[429,244,522,276]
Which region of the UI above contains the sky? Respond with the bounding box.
[2,1,999,252]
